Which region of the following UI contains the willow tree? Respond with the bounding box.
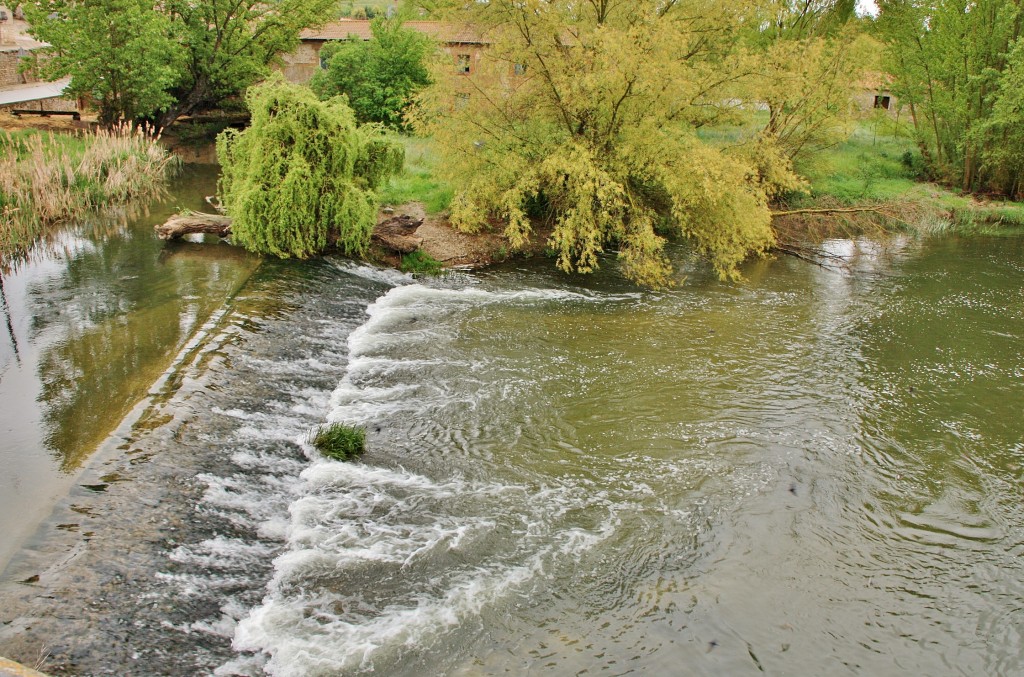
[876,0,1023,194]
[743,1,873,164]
[412,0,809,287]
[217,76,404,259]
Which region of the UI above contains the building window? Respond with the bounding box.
[873,95,891,110]
[320,53,330,69]
[513,63,527,76]
[456,54,471,74]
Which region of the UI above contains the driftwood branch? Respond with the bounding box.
[154,211,426,254]
[771,243,848,269]
[155,213,232,240]
[770,206,893,217]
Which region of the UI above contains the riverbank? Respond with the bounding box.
[373,129,1024,276]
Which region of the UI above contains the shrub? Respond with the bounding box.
[400,249,443,275]
[216,74,404,259]
[310,423,366,461]
[310,17,432,130]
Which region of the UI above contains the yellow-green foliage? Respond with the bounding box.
[217,75,404,259]
[413,0,824,287]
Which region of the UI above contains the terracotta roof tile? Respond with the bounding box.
[301,20,489,44]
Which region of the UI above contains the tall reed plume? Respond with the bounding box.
[0,124,180,265]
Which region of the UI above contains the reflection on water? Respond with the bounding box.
[0,165,259,568]
[0,232,1022,676]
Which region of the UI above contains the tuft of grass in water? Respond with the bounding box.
[400,249,443,275]
[310,422,366,461]
[378,135,453,214]
[0,124,180,265]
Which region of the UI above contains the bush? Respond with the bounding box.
[400,249,443,275]
[216,74,404,259]
[310,17,432,130]
[310,423,366,461]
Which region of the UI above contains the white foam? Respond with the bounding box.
[216,280,639,675]
[329,260,415,287]
[228,516,614,677]
[170,536,278,570]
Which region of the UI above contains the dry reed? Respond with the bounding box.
[0,124,180,264]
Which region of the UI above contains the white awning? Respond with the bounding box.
[0,78,72,107]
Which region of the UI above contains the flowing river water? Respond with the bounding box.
[0,171,1022,675]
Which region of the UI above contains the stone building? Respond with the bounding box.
[0,7,79,117]
[854,72,901,119]
[282,19,493,85]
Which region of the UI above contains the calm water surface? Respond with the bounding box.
[0,166,260,569]
[0,217,1021,676]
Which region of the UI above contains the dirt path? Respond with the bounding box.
[377,202,512,270]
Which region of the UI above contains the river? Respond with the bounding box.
[0,172,1022,675]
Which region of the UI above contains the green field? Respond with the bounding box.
[378,134,453,214]
[339,0,397,17]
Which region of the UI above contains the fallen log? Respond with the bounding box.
[155,213,232,240]
[154,211,427,254]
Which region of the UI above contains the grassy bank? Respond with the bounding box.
[377,134,453,215]
[789,121,1024,235]
[0,125,180,264]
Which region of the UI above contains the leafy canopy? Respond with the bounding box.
[414,0,836,287]
[26,0,336,126]
[875,0,1024,195]
[311,17,434,130]
[217,75,404,259]
[24,0,181,125]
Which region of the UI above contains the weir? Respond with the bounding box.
[1,179,1022,674]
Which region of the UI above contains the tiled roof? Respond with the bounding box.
[301,20,489,44]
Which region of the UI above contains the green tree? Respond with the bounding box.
[24,0,181,126]
[876,0,1023,194]
[26,0,336,127]
[311,17,433,129]
[413,0,807,287]
[217,75,404,259]
[743,1,872,165]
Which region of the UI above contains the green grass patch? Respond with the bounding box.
[378,135,453,215]
[339,0,393,17]
[792,123,920,204]
[310,422,366,461]
[400,249,443,275]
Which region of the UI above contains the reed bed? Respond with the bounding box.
[0,124,180,263]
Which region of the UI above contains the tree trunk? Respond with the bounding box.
[154,213,233,240]
[157,77,212,130]
[372,213,424,253]
[155,212,427,254]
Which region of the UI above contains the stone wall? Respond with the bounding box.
[0,48,35,87]
[0,95,79,115]
[277,43,321,84]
